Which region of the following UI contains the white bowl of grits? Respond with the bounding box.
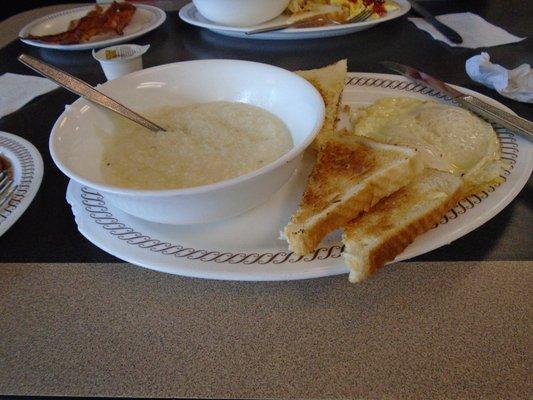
[50,59,325,224]
[192,0,291,27]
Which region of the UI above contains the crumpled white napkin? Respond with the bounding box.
[0,73,58,119]
[409,12,525,49]
[466,53,532,103]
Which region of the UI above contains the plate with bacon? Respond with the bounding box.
[19,2,166,51]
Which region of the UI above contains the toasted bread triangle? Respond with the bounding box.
[296,59,347,150]
[343,169,463,283]
[283,135,423,255]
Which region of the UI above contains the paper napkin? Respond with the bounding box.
[0,73,58,119]
[408,12,525,49]
[466,52,532,103]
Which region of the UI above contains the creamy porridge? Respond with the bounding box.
[101,101,293,189]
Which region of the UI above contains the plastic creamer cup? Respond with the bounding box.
[92,44,150,81]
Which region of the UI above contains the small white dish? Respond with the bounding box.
[50,59,325,225]
[179,0,410,40]
[192,0,290,27]
[0,131,43,237]
[65,73,533,281]
[93,44,150,81]
[19,4,166,51]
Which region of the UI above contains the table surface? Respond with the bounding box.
[0,1,531,398]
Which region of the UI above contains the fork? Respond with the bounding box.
[245,9,373,35]
[0,169,16,208]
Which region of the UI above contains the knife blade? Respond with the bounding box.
[381,61,533,140]
[407,0,463,44]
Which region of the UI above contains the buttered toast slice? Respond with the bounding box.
[343,169,463,283]
[296,59,347,150]
[284,135,423,255]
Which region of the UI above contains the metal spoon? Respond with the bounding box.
[18,54,166,132]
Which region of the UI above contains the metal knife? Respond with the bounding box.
[381,61,533,140]
[407,0,463,44]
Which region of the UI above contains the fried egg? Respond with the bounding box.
[350,97,505,194]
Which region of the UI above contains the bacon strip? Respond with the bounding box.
[27,2,136,45]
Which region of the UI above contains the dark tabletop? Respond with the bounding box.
[0,0,531,263]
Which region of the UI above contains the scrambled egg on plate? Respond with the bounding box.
[287,0,400,21]
[350,97,506,195]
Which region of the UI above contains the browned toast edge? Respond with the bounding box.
[343,184,464,283]
[285,153,423,255]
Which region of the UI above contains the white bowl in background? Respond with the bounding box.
[192,0,290,27]
[50,59,324,225]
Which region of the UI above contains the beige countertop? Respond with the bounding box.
[1,261,530,398]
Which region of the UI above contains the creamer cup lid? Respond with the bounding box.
[92,44,150,64]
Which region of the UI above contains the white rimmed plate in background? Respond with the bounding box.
[19,4,166,51]
[0,131,43,237]
[179,0,410,40]
[65,73,532,281]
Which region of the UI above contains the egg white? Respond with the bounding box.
[350,97,505,194]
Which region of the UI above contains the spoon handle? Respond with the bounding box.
[18,54,165,132]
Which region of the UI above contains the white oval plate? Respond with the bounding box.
[66,73,532,281]
[179,1,410,40]
[19,4,166,51]
[0,131,43,237]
